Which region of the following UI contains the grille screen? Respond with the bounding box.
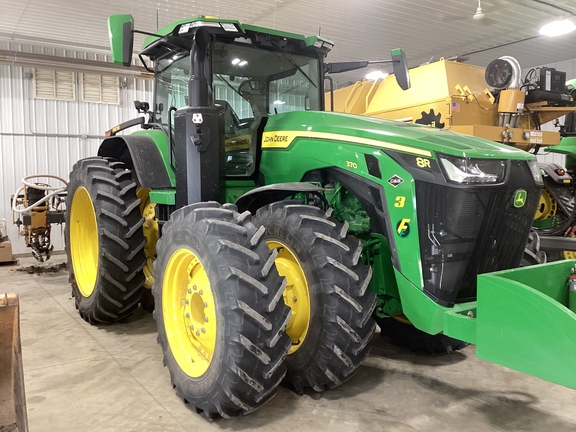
[416,160,541,306]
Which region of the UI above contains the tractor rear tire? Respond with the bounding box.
[153,203,291,419]
[65,157,146,324]
[375,316,468,354]
[252,201,376,394]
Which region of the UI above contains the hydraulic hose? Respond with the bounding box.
[12,174,67,214]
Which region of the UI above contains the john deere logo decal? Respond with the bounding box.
[396,219,411,237]
[388,175,404,187]
[514,189,527,208]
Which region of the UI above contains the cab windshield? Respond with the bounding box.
[154,37,322,176]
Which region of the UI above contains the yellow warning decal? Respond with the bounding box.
[261,130,432,157]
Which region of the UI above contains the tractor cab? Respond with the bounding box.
[149,31,324,177]
[107,15,333,206]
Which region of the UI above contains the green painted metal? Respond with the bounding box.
[365,234,402,317]
[443,303,477,344]
[263,111,535,160]
[149,189,175,205]
[548,136,576,170]
[130,130,175,186]
[476,259,576,390]
[325,184,371,234]
[148,181,256,206]
[393,270,446,335]
[261,129,424,289]
[108,14,133,66]
[224,180,256,204]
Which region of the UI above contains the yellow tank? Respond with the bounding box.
[329,58,576,151]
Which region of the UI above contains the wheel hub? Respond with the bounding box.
[70,186,99,297]
[162,249,216,377]
[535,189,557,221]
[267,241,310,354]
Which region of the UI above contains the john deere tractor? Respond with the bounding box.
[65,14,576,420]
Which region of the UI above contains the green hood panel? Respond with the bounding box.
[264,111,535,160]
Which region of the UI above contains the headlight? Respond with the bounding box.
[527,160,544,186]
[439,154,507,184]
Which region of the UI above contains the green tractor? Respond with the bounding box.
[65,14,576,420]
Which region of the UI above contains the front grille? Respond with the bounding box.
[416,160,541,306]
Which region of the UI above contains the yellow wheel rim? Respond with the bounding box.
[534,189,557,221]
[564,234,576,260]
[267,241,310,354]
[137,188,158,289]
[162,249,217,377]
[69,187,99,297]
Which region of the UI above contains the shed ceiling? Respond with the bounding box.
[2,0,576,83]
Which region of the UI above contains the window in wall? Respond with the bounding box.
[34,68,75,101]
[82,74,120,104]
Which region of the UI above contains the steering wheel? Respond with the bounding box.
[238,79,266,99]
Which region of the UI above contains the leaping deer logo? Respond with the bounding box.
[514,190,527,208]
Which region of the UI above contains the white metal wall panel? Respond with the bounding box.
[0,61,153,256]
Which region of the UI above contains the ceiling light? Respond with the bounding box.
[365,71,388,81]
[238,60,248,67]
[231,58,241,65]
[539,19,576,37]
[273,100,285,105]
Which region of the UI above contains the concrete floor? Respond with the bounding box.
[2,254,576,432]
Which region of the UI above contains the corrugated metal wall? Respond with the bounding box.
[0,46,153,255]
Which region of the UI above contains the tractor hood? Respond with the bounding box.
[264,111,534,160]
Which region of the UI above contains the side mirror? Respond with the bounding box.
[391,48,410,90]
[108,14,134,67]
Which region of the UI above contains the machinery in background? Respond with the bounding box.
[11,175,66,262]
[328,57,576,240]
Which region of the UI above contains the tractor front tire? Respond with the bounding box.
[65,157,146,324]
[153,203,291,419]
[252,201,377,393]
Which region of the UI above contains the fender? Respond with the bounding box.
[98,133,173,189]
[235,182,324,214]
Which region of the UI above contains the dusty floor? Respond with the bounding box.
[2,254,576,432]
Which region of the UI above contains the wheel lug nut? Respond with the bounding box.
[199,290,203,295]
[293,296,297,302]
[203,302,208,308]
[196,331,200,336]
[193,285,197,290]
[204,317,209,322]
[201,328,206,333]
[190,325,194,330]
[186,313,190,318]
[187,289,192,294]
[185,299,189,304]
